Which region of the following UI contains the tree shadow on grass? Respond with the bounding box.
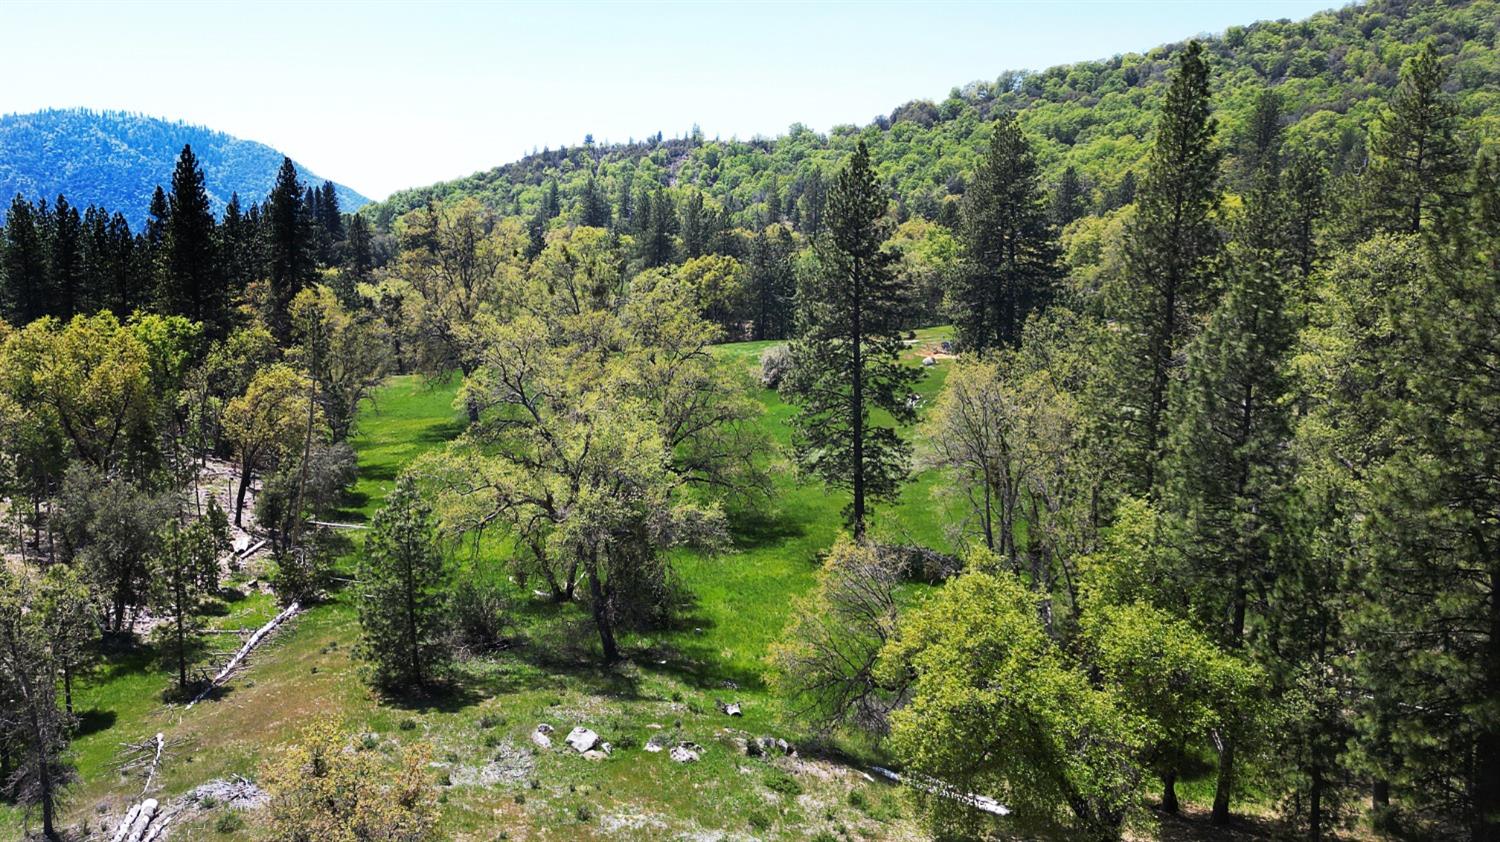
[417,418,467,445]
[725,505,807,551]
[379,679,485,715]
[74,708,116,737]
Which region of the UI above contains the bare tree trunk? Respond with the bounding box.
[233,457,252,528]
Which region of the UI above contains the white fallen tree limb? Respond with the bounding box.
[871,765,1010,817]
[307,519,368,530]
[144,733,163,794]
[187,601,300,709]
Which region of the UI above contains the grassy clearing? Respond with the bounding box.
[4,334,949,840]
[3,327,1237,839]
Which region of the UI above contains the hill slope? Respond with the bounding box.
[0,108,369,226]
[364,0,1498,230]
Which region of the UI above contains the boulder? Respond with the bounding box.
[531,724,554,749]
[750,735,795,757]
[645,732,671,753]
[669,742,702,763]
[565,727,600,754]
[922,355,937,367]
[716,699,743,717]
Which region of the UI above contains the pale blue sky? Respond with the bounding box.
[1,1,1341,198]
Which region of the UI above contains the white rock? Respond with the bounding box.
[645,732,670,753]
[530,729,552,749]
[922,355,937,366]
[566,727,600,753]
[669,743,702,763]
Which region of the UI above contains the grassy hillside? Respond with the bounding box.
[3,331,982,841]
[363,0,1499,231]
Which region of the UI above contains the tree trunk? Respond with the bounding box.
[851,260,865,540]
[175,603,188,692]
[1212,738,1234,826]
[233,456,252,527]
[587,551,619,663]
[1162,769,1179,814]
[1472,563,1500,842]
[63,664,73,716]
[1309,767,1324,842]
[405,550,422,688]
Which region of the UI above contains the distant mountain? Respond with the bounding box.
[0,109,369,227]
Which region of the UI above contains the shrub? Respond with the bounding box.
[214,812,244,833]
[759,344,793,389]
[447,579,512,655]
[259,721,438,841]
[763,768,803,797]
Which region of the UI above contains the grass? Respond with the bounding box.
[1,326,1236,839]
[3,335,948,840]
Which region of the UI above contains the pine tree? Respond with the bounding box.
[1161,124,1294,824]
[615,169,634,230]
[318,181,343,243]
[680,191,712,258]
[543,179,560,219]
[783,141,921,538]
[1106,40,1223,495]
[355,475,450,690]
[1,196,49,324]
[749,223,797,340]
[579,171,610,228]
[798,168,828,237]
[145,185,170,251]
[49,195,83,319]
[1366,42,1468,235]
[946,113,1060,352]
[106,212,139,315]
[1350,151,1500,841]
[343,213,373,282]
[637,187,676,268]
[79,205,110,315]
[1283,150,1326,293]
[266,157,315,344]
[1051,165,1086,227]
[162,145,225,335]
[764,174,783,226]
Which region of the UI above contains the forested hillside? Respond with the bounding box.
[0,109,368,227]
[365,0,1498,232]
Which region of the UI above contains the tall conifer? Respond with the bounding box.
[946,113,1060,352]
[783,141,921,538]
[1107,41,1223,495]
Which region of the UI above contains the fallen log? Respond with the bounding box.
[871,765,1010,817]
[186,601,300,709]
[110,797,157,842]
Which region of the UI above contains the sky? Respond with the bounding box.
[1,1,1340,200]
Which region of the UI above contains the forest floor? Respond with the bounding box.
[2,327,1274,841]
